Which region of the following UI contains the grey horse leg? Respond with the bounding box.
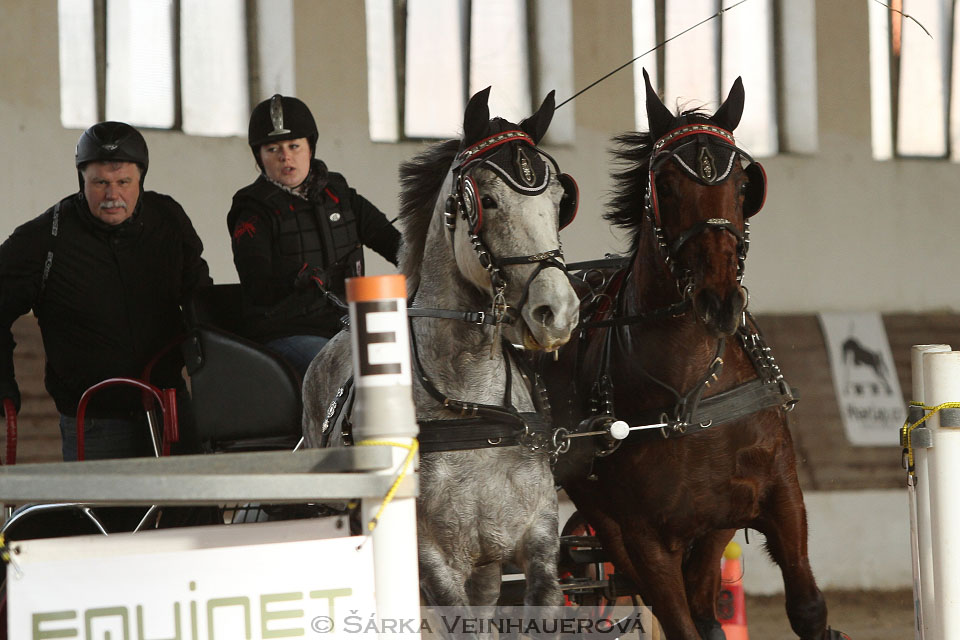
[466,562,504,640]
[466,562,504,609]
[519,512,563,608]
[420,541,470,607]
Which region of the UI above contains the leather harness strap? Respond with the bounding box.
[409,328,554,454]
[568,255,797,443]
[621,378,799,443]
[417,412,552,453]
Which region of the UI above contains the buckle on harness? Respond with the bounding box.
[471,311,486,325]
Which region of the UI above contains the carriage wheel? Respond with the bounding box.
[559,510,633,608]
[560,511,655,639]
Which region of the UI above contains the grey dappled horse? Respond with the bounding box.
[303,88,579,611]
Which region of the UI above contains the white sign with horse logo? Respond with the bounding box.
[818,312,905,446]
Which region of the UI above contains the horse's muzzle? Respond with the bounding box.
[693,285,747,337]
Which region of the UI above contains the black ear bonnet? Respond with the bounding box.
[648,123,766,225]
[444,130,578,235]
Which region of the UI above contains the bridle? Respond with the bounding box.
[563,123,776,445]
[404,129,579,457]
[645,123,766,297]
[441,130,577,332]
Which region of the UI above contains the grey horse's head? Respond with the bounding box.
[401,88,580,352]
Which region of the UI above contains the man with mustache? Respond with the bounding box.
[0,121,212,461]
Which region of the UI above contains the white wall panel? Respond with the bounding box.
[105,0,175,128]
[181,0,248,137]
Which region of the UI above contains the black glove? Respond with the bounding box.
[294,264,327,291]
[0,380,21,416]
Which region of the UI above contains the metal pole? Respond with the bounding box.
[911,344,951,640]
[346,275,421,640]
[924,351,960,640]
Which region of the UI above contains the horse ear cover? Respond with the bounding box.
[520,90,556,144]
[643,69,675,141]
[712,77,745,133]
[463,87,492,148]
[558,173,579,229]
[743,161,766,217]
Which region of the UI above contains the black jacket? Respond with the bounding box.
[228,160,400,342]
[0,192,212,417]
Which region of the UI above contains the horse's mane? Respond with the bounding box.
[397,138,460,296]
[605,108,713,251]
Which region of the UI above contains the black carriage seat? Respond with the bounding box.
[182,284,303,452]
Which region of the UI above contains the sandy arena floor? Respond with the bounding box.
[744,589,914,639]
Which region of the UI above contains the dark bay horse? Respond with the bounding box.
[543,71,849,640]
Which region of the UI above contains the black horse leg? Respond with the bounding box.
[683,529,736,639]
[755,479,830,640]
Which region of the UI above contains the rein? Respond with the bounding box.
[393,132,573,457]
[410,331,556,455]
[573,279,795,448]
[319,319,560,456]
[556,123,791,453]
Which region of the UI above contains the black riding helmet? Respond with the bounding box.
[248,94,318,169]
[75,121,149,188]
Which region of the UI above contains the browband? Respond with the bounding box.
[652,124,736,153]
[455,130,535,168]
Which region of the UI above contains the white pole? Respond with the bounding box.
[924,351,960,640]
[347,275,421,640]
[911,344,951,640]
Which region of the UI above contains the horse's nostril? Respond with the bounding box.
[533,304,555,327]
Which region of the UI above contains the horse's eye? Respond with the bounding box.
[480,195,497,209]
[739,182,749,195]
[656,182,673,198]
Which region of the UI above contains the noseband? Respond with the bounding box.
[645,124,762,292]
[443,130,572,326]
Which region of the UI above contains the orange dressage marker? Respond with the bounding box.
[346,274,407,303]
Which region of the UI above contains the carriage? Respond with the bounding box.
[0,77,850,640]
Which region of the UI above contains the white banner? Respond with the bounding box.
[818,312,905,446]
[7,519,378,640]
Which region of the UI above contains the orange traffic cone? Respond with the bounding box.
[718,541,749,640]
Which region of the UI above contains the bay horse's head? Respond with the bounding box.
[399,87,580,352]
[610,70,766,337]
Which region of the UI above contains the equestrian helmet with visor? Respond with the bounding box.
[248,94,318,168]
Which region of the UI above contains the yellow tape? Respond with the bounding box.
[355,439,419,533]
[901,401,960,475]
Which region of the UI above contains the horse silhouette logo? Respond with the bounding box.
[841,336,892,396]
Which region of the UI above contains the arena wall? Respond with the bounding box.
[1,0,952,594]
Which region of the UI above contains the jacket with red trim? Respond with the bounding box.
[228,159,400,342]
